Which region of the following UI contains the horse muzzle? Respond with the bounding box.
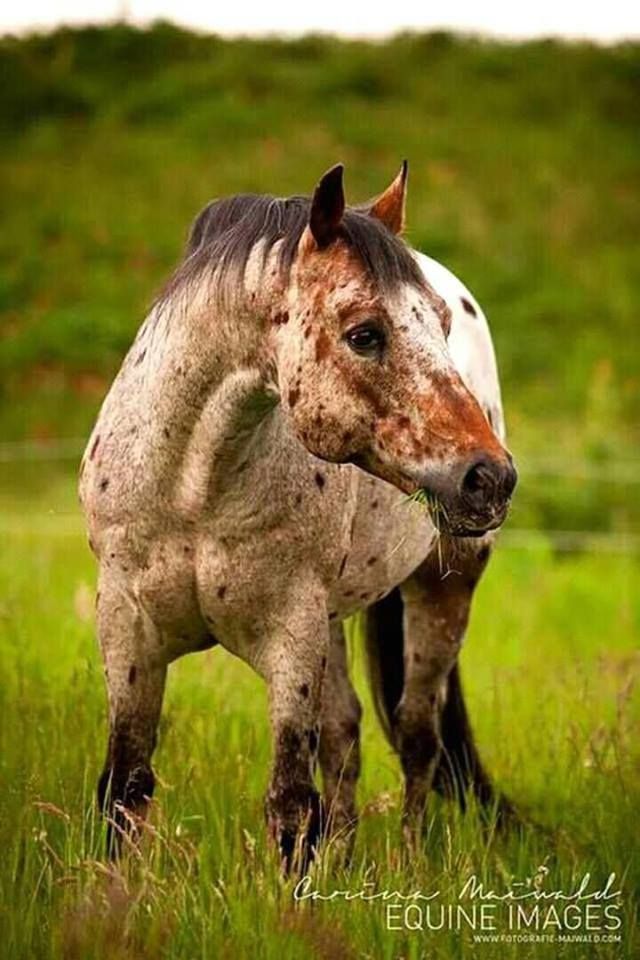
[420,452,518,538]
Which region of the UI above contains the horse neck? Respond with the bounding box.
[128,268,283,508]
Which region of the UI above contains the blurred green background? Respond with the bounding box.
[1,22,639,534]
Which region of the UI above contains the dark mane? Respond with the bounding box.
[163,192,425,306]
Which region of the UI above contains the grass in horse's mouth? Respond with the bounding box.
[405,488,448,529]
[405,488,449,570]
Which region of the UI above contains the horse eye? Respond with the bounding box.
[344,323,385,356]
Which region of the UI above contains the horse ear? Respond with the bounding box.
[368,160,408,234]
[305,163,345,250]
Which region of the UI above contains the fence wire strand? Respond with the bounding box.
[2,438,640,483]
[2,438,640,552]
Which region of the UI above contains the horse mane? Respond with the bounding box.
[161,192,425,308]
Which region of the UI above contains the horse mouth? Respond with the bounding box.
[444,513,507,538]
[411,488,511,539]
[354,458,514,538]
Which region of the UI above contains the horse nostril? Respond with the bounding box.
[461,460,497,499]
[461,456,518,504]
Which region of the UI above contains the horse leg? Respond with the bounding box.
[96,581,167,855]
[432,659,514,823]
[318,620,362,853]
[262,596,329,871]
[395,542,492,843]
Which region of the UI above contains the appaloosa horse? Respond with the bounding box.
[79,162,517,865]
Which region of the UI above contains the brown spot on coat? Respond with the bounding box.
[299,683,309,699]
[338,553,348,577]
[460,297,477,317]
[99,478,109,492]
[314,472,325,490]
[272,310,289,325]
[217,585,227,599]
[128,665,137,684]
[288,386,300,408]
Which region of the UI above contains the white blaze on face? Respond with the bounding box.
[413,251,506,442]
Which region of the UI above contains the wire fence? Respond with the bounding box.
[2,437,640,482]
[2,438,640,553]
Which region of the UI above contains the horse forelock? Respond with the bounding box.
[158,192,427,312]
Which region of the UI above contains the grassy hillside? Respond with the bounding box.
[1,25,639,448]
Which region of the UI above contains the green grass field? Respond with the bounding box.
[1,488,638,959]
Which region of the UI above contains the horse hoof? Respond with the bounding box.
[97,764,155,857]
[266,788,323,873]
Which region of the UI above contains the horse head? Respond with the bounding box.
[276,162,517,536]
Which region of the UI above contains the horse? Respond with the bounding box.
[79,161,517,866]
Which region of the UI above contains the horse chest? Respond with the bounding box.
[327,476,437,617]
[189,470,434,641]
